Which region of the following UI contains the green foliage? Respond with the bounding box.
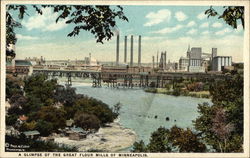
[54,85,77,106]
[19,121,37,132]
[35,120,54,136]
[205,6,244,29]
[132,126,206,153]
[6,114,18,126]
[24,74,57,105]
[6,75,24,99]
[74,112,100,130]
[131,140,147,152]
[147,127,172,152]
[172,88,181,96]
[73,97,117,125]
[194,72,243,152]
[36,106,66,132]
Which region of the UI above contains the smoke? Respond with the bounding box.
[112,26,120,36]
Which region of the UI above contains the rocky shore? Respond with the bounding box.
[54,119,137,152]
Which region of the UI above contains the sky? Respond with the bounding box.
[11,5,244,63]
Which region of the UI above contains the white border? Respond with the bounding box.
[0,0,249,158]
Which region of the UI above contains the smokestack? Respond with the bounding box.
[156,51,159,68]
[152,56,155,68]
[130,35,133,67]
[164,51,167,69]
[116,34,120,66]
[124,36,127,63]
[138,35,141,67]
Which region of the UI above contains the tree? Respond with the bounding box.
[205,6,244,29]
[6,75,24,99]
[131,140,147,152]
[36,106,66,132]
[194,72,243,152]
[24,74,57,106]
[6,5,128,58]
[132,126,206,153]
[74,97,117,125]
[35,120,54,136]
[54,85,77,106]
[74,112,100,131]
[146,127,172,152]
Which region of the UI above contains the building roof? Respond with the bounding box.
[19,115,28,121]
[70,127,86,133]
[15,60,32,66]
[23,130,40,136]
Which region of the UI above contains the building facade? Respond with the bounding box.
[212,56,232,71]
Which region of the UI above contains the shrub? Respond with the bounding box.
[74,112,100,130]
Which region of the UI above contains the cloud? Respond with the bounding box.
[212,22,223,28]
[197,12,206,20]
[144,9,171,27]
[186,21,196,27]
[151,25,183,34]
[175,11,188,21]
[186,29,197,35]
[215,28,232,35]
[16,34,39,40]
[201,31,209,35]
[22,8,68,32]
[200,22,209,28]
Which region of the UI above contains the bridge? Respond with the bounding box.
[33,68,231,88]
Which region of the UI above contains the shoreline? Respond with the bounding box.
[54,119,137,152]
[144,88,210,99]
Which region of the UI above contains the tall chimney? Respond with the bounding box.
[164,51,167,69]
[152,56,155,68]
[156,51,159,68]
[124,36,127,63]
[138,35,141,67]
[130,35,133,67]
[116,34,119,66]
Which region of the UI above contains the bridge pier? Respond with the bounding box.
[66,73,72,86]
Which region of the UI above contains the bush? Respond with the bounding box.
[6,114,18,126]
[74,112,100,130]
[35,120,54,136]
[172,88,181,96]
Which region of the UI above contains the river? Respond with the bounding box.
[70,81,211,145]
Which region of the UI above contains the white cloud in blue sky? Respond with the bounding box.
[22,8,68,32]
[16,34,39,40]
[186,29,197,35]
[175,11,188,21]
[200,22,209,28]
[13,5,244,63]
[212,22,223,28]
[197,11,206,20]
[151,24,183,34]
[144,9,171,27]
[186,21,196,27]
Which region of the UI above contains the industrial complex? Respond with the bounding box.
[6,34,235,85]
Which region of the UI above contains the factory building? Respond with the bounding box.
[179,57,189,71]
[179,45,205,72]
[212,56,232,71]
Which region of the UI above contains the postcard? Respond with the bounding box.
[0,0,249,158]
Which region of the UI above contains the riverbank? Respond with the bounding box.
[144,88,210,98]
[54,119,137,152]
